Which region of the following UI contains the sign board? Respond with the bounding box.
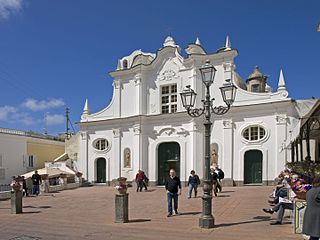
[294,200,307,234]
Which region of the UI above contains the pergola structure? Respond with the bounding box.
[291,100,320,162]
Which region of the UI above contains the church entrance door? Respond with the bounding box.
[244,150,262,184]
[157,142,180,185]
[96,158,106,183]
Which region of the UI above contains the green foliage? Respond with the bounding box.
[286,161,320,178]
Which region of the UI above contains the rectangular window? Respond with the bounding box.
[161,86,169,94]
[171,85,177,93]
[161,84,177,114]
[162,105,169,114]
[162,96,169,104]
[0,154,2,167]
[28,155,34,168]
[171,104,177,113]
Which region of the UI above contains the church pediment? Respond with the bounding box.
[155,56,185,83]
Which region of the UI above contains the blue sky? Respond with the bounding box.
[0,0,319,135]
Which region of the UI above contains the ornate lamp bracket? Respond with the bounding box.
[187,107,205,118]
[211,105,230,115]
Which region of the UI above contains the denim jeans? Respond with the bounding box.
[273,202,293,223]
[167,192,178,214]
[32,185,40,195]
[136,180,143,192]
[188,184,198,198]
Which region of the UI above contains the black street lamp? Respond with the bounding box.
[180,60,237,229]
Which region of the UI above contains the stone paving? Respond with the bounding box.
[0,185,302,240]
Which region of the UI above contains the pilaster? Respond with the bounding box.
[113,128,122,179]
[275,114,287,175]
[222,119,234,186]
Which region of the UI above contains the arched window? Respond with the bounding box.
[93,139,109,151]
[123,59,128,69]
[243,126,266,141]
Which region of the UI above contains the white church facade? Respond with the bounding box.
[78,36,316,186]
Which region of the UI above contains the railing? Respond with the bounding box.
[0,127,65,142]
[0,184,11,192]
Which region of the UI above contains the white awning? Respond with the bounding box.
[22,167,74,179]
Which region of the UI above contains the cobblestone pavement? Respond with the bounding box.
[0,186,302,240]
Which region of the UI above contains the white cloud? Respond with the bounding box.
[46,114,64,126]
[0,105,17,121]
[0,105,38,125]
[15,112,39,125]
[0,0,23,19]
[22,98,65,111]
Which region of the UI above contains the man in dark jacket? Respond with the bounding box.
[210,168,218,197]
[165,169,181,217]
[31,170,42,196]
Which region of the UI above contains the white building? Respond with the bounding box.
[0,128,65,185]
[78,36,317,186]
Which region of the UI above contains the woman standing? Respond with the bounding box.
[302,177,320,240]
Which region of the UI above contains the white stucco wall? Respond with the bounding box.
[0,133,27,185]
[78,36,314,186]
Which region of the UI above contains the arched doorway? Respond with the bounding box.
[158,142,180,185]
[244,150,262,184]
[96,158,106,183]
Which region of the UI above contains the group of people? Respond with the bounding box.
[135,170,149,192]
[164,165,224,217]
[262,169,320,240]
[210,165,224,197]
[10,170,42,196]
[134,165,224,217]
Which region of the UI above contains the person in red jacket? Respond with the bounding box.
[135,170,145,192]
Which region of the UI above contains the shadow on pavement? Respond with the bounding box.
[144,189,156,192]
[216,194,230,198]
[214,216,271,228]
[179,211,201,216]
[220,191,235,193]
[23,205,51,209]
[128,219,151,223]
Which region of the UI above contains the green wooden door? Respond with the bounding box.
[158,142,180,185]
[244,150,262,184]
[96,158,106,183]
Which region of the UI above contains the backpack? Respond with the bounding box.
[218,169,224,180]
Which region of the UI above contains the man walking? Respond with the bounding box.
[165,169,181,217]
[31,170,42,196]
[214,165,224,193]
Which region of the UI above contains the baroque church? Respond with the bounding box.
[78,36,318,186]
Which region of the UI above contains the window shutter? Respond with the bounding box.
[0,154,2,167]
[33,155,38,168]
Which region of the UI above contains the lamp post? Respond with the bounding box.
[180,60,237,228]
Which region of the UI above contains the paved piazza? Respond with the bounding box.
[0,186,300,240]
